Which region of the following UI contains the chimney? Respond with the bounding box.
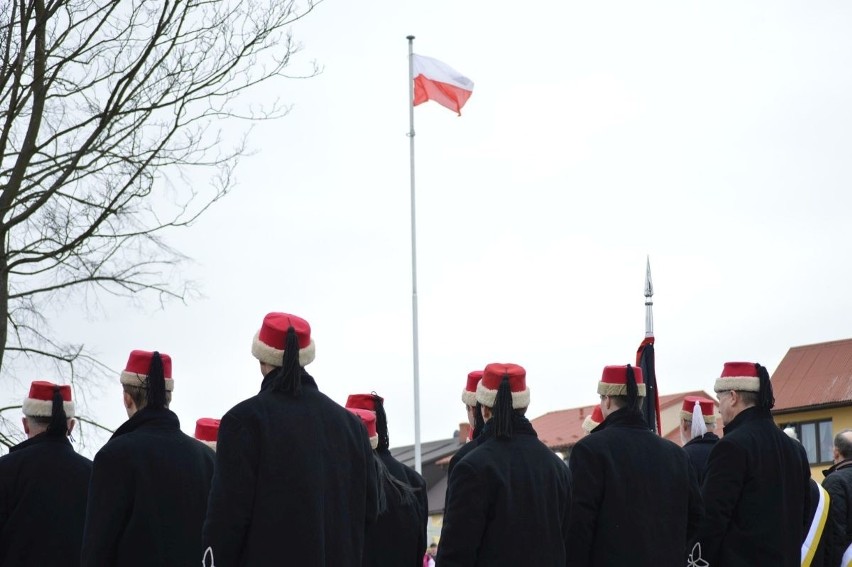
[458,422,471,444]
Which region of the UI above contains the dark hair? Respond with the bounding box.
[146,351,167,409]
[755,363,775,409]
[472,401,486,440]
[494,375,514,440]
[835,429,852,460]
[273,326,302,397]
[372,454,417,515]
[373,393,390,452]
[46,386,68,437]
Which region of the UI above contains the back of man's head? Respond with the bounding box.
[835,429,852,460]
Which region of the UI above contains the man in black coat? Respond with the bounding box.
[437,363,572,567]
[566,364,702,567]
[81,350,215,566]
[202,312,378,566]
[346,393,427,567]
[0,381,91,566]
[823,428,852,565]
[446,370,487,480]
[696,361,811,567]
[679,395,720,485]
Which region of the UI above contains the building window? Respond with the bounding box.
[785,420,833,465]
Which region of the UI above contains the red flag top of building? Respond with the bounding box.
[412,54,474,115]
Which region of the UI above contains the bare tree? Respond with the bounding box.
[0,0,321,423]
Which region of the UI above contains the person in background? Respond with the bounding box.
[346,393,426,567]
[438,363,572,566]
[697,361,811,567]
[202,312,377,566]
[582,405,604,435]
[680,395,719,485]
[446,370,486,479]
[82,350,215,566]
[0,381,91,566]
[566,364,701,567]
[822,428,852,566]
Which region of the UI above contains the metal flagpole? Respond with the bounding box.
[406,35,422,474]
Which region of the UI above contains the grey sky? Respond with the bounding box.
[4,1,852,455]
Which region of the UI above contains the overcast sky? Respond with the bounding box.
[5,1,852,456]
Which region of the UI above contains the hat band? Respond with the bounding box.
[461,389,477,407]
[369,435,378,450]
[714,376,760,393]
[251,332,315,367]
[198,440,217,451]
[679,410,716,424]
[582,415,601,433]
[475,382,530,409]
[597,382,647,397]
[120,371,175,391]
[22,398,75,418]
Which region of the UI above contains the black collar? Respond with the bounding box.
[722,406,772,435]
[595,407,649,432]
[823,458,852,478]
[111,407,180,440]
[10,432,72,453]
[259,368,319,394]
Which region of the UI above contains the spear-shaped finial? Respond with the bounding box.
[645,256,654,338]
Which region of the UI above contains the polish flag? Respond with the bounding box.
[412,54,474,115]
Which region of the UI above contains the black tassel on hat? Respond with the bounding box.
[372,393,390,452]
[755,363,775,410]
[146,351,167,409]
[494,374,514,440]
[472,401,486,440]
[46,386,68,437]
[625,364,640,411]
[274,326,302,397]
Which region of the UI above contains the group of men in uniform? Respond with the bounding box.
[0,309,849,566]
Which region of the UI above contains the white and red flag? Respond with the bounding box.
[412,54,474,115]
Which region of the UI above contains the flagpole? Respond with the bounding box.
[407,35,423,474]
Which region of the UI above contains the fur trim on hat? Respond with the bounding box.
[582,415,601,433]
[251,333,315,367]
[475,382,530,409]
[679,410,716,424]
[22,398,75,419]
[200,440,217,451]
[461,389,477,407]
[119,371,175,391]
[713,376,760,393]
[597,382,647,397]
[369,436,378,450]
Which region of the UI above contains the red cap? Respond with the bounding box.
[597,365,646,397]
[251,312,315,367]
[347,407,378,449]
[476,363,530,409]
[195,418,220,443]
[714,361,760,393]
[345,393,382,412]
[582,405,604,433]
[680,396,716,424]
[22,381,75,418]
[462,370,483,406]
[120,350,174,391]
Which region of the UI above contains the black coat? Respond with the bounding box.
[202,371,378,567]
[823,458,852,566]
[81,407,215,567]
[683,431,719,486]
[0,434,91,566]
[363,450,428,567]
[437,414,572,567]
[566,407,702,567]
[697,406,811,567]
[446,425,492,481]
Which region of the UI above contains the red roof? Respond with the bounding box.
[771,338,852,412]
[531,390,718,450]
